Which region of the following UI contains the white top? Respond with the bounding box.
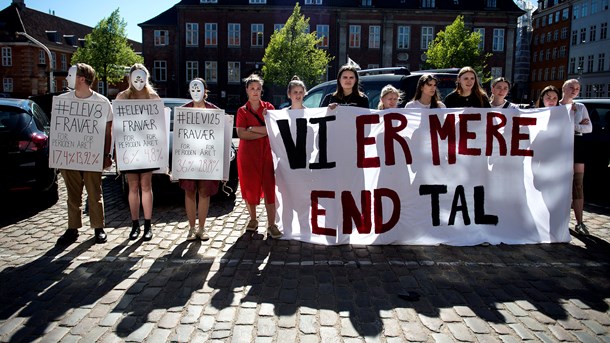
[568,102,592,134]
[490,100,520,109]
[404,100,446,109]
[59,90,113,122]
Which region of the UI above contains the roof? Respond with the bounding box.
[0,3,142,51]
[138,5,178,27]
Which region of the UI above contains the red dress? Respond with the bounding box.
[236,101,275,204]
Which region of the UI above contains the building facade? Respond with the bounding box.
[139,0,524,109]
[0,0,141,99]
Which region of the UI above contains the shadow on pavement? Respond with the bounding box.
[1,239,143,342]
[205,236,610,338]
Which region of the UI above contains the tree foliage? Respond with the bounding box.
[72,9,142,94]
[262,3,333,90]
[424,15,490,77]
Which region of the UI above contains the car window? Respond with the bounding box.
[31,102,50,130]
[0,108,27,131]
[303,87,328,108]
[584,103,610,132]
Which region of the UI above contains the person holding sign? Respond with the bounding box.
[321,64,369,109]
[443,66,491,108]
[405,74,446,109]
[536,85,560,108]
[180,78,220,241]
[287,75,307,109]
[236,74,282,239]
[377,84,402,110]
[489,77,520,109]
[559,79,592,235]
[56,63,113,245]
[115,63,161,241]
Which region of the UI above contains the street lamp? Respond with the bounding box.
[577,65,583,80]
[16,31,55,93]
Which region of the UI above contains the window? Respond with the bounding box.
[592,0,599,13]
[200,0,218,3]
[317,25,329,48]
[578,56,585,72]
[573,4,580,19]
[601,23,608,40]
[397,26,410,49]
[305,0,323,4]
[531,69,536,82]
[599,53,606,71]
[491,67,502,79]
[3,78,13,92]
[560,45,566,58]
[538,69,542,81]
[540,33,545,44]
[570,57,576,74]
[186,61,198,81]
[533,51,537,63]
[475,28,485,50]
[154,30,169,46]
[582,2,588,17]
[62,79,67,89]
[534,34,539,45]
[51,52,56,69]
[249,0,266,3]
[369,25,380,49]
[552,47,557,59]
[546,32,551,42]
[562,8,569,20]
[487,0,496,7]
[561,27,568,40]
[349,25,361,48]
[553,30,558,41]
[421,0,435,8]
[251,24,264,47]
[153,60,167,82]
[559,66,565,80]
[2,47,12,66]
[492,28,504,51]
[205,61,217,83]
[539,50,544,61]
[205,23,217,46]
[97,81,103,94]
[588,55,594,72]
[228,62,240,83]
[186,23,199,46]
[571,30,577,45]
[544,68,549,81]
[580,28,586,43]
[548,14,553,25]
[590,25,597,41]
[274,24,284,32]
[421,26,434,50]
[555,11,560,23]
[60,54,67,71]
[39,50,45,64]
[228,23,240,47]
[362,0,372,5]
[551,67,556,80]
[546,48,550,61]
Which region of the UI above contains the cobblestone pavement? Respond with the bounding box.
[1,175,609,343]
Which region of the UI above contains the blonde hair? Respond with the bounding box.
[377,84,402,109]
[287,75,307,94]
[124,63,158,99]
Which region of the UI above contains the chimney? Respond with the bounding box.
[13,0,25,10]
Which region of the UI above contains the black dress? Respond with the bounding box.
[321,92,370,108]
[444,91,491,108]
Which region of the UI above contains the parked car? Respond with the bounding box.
[299,67,459,109]
[575,98,610,205]
[0,98,58,199]
[120,98,239,200]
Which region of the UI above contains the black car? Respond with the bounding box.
[0,98,58,198]
[575,98,610,205]
[301,67,459,109]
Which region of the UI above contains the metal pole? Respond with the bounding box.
[16,31,55,93]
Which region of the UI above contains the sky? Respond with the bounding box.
[1,0,180,42]
[2,0,538,43]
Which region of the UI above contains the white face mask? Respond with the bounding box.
[189,80,205,103]
[131,70,147,91]
[66,65,77,89]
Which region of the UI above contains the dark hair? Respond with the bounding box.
[333,64,364,99]
[412,74,441,108]
[243,73,264,88]
[490,77,511,103]
[536,85,560,108]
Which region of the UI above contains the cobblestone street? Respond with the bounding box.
[1,175,609,342]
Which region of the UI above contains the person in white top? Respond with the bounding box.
[559,78,592,235]
[489,77,520,109]
[405,74,446,109]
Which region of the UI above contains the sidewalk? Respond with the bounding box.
[0,175,609,342]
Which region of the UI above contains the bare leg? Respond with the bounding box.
[198,194,211,228]
[573,163,585,224]
[140,172,154,219]
[185,190,197,228]
[127,173,141,221]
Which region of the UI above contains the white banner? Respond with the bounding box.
[171,107,230,180]
[267,106,574,246]
[49,96,109,171]
[112,99,168,171]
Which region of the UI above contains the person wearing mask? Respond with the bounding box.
[443,66,491,108]
[286,75,307,109]
[559,79,592,235]
[56,63,113,245]
[405,74,447,109]
[321,64,369,109]
[180,78,221,241]
[236,74,282,239]
[115,63,161,241]
[377,84,402,109]
[535,85,561,108]
[489,77,520,109]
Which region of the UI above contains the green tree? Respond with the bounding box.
[72,9,142,95]
[424,15,490,78]
[262,3,333,90]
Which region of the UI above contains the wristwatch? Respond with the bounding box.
[247,126,252,132]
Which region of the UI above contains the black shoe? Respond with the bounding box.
[56,229,78,245]
[143,228,153,241]
[94,228,107,244]
[130,223,141,240]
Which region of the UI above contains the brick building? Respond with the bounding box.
[139,0,525,110]
[0,0,142,99]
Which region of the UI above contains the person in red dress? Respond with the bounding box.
[236,74,282,239]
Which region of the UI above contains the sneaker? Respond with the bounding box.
[94,228,107,244]
[56,229,79,245]
[186,227,197,241]
[575,223,590,235]
[267,224,282,239]
[246,219,258,232]
[196,227,209,240]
